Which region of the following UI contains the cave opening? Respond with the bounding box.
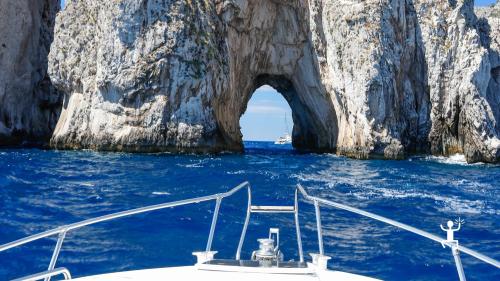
[233,74,338,152]
[239,84,294,148]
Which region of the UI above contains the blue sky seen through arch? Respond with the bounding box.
[476,0,497,6]
[240,86,293,141]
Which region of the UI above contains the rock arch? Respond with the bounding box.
[46,0,500,163]
[234,74,338,151]
[211,0,338,152]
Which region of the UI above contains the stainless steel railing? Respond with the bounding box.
[295,183,500,281]
[1,181,499,281]
[0,181,252,281]
[11,268,71,281]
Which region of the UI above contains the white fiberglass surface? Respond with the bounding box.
[72,266,382,281]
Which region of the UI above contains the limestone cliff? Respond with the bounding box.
[49,0,229,152]
[0,0,61,146]
[48,0,500,163]
[477,2,500,159]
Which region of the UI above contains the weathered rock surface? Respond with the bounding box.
[48,0,500,163]
[49,0,229,152]
[0,0,61,146]
[475,0,500,162]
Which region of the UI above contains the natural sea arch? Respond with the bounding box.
[209,1,340,153]
[49,0,342,155]
[41,0,500,162]
[219,74,339,152]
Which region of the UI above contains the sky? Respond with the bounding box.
[476,0,497,6]
[240,86,293,141]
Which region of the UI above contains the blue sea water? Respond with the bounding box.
[0,141,498,280]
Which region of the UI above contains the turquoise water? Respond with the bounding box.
[0,141,498,280]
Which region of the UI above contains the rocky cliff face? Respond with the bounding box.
[48,0,500,163]
[311,0,500,162]
[475,0,500,162]
[0,0,61,146]
[49,0,229,152]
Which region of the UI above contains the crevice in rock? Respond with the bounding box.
[492,66,500,83]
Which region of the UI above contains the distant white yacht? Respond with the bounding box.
[275,114,292,145]
[274,134,292,145]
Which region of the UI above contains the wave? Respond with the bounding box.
[356,187,496,215]
[73,181,95,187]
[296,165,498,216]
[414,154,485,166]
[152,191,171,196]
[226,170,245,175]
[176,163,203,168]
[6,175,32,185]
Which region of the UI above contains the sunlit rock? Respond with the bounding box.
[48,0,500,163]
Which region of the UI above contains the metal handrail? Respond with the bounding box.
[0,181,250,252]
[0,181,252,280]
[296,184,500,280]
[234,184,304,262]
[1,181,498,281]
[11,267,71,281]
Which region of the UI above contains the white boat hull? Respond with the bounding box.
[72,265,381,281]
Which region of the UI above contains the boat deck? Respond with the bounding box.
[72,265,381,281]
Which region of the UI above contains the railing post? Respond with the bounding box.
[451,242,467,281]
[440,220,466,281]
[236,185,251,260]
[46,230,67,281]
[294,188,304,262]
[314,200,324,255]
[206,196,222,252]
